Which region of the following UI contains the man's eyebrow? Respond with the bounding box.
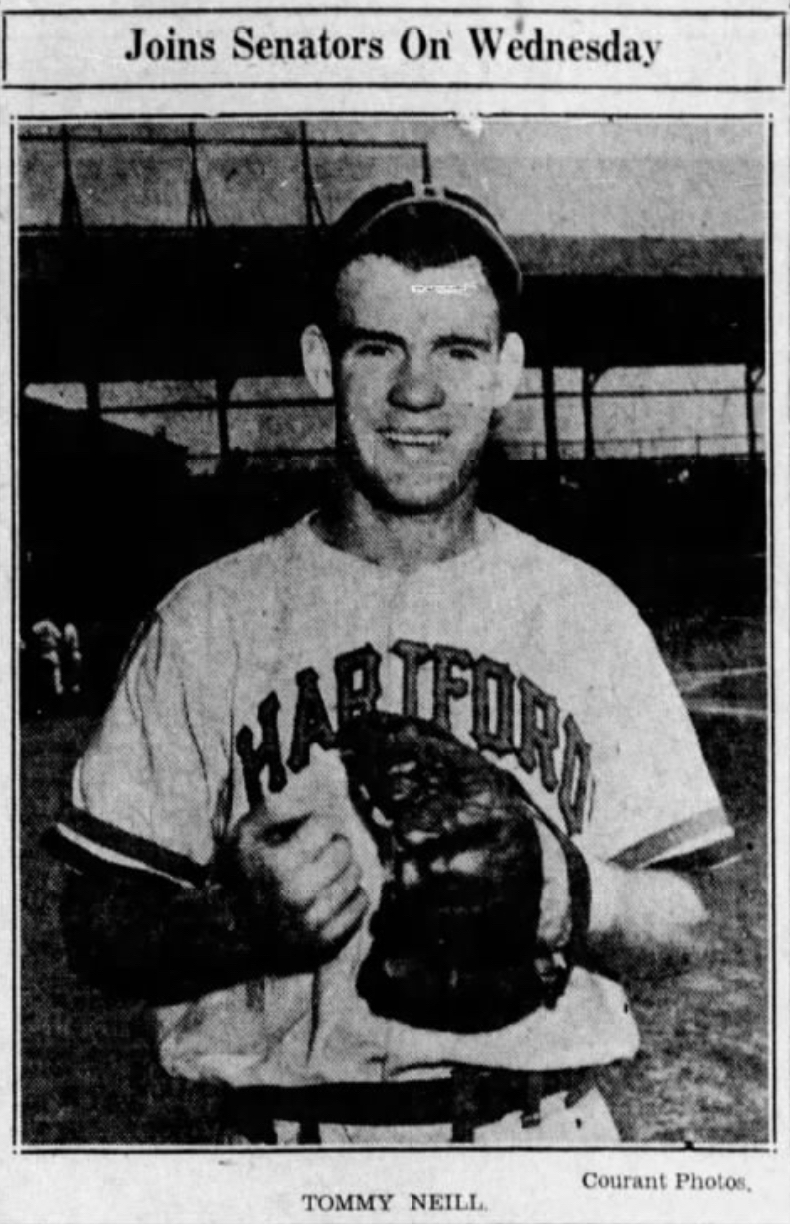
[435,333,494,352]
[340,327,403,347]
[337,327,495,352]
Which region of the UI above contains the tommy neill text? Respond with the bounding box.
[301,1193,485,1212]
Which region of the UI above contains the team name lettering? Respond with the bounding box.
[236,640,593,832]
[236,692,286,799]
[287,667,336,772]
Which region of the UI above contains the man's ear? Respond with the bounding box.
[493,331,525,408]
[301,324,334,398]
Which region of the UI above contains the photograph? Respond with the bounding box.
[17,114,768,1151]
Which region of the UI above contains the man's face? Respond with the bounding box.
[305,254,522,515]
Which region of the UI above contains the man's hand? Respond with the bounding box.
[228,803,369,975]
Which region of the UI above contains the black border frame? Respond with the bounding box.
[6,104,780,1156]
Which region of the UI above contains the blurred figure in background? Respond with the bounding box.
[61,621,84,701]
[29,616,63,715]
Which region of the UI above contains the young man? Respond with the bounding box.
[48,183,734,1145]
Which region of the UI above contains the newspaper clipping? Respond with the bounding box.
[1,1,788,1221]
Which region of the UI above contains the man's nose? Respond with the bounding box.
[389,356,445,411]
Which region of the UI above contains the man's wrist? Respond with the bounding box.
[573,845,623,938]
[210,841,269,950]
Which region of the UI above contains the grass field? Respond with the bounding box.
[19,614,769,1147]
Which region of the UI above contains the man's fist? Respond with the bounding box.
[226,802,369,974]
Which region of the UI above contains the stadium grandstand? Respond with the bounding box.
[20,119,764,474]
[18,118,766,693]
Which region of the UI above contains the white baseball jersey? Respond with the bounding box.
[52,513,733,1088]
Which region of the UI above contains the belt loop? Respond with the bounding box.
[298,1120,322,1145]
[520,1072,543,1129]
[450,1067,478,1144]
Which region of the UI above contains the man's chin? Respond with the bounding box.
[370,480,469,517]
[340,453,479,517]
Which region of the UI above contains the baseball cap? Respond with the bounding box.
[318,181,523,321]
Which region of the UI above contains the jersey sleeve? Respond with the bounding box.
[48,592,233,891]
[575,592,735,873]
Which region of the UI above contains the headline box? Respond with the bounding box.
[2,8,786,90]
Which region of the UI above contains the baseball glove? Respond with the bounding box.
[338,712,591,1033]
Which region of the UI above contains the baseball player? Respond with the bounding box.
[48,183,734,1146]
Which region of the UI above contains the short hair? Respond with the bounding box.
[315,182,522,336]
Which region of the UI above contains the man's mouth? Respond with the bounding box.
[380,429,449,451]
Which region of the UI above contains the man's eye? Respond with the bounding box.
[356,341,392,358]
[446,346,480,362]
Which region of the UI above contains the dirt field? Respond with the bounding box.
[19,616,769,1147]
